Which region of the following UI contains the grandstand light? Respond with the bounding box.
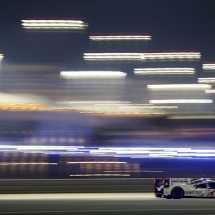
[203,64,215,71]
[134,68,195,75]
[147,84,211,90]
[149,99,213,104]
[84,52,201,61]
[205,89,215,93]
[144,52,201,60]
[83,53,144,61]
[89,35,152,41]
[21,19,88,29]
[60,71,127,78]
[198,78,215,83]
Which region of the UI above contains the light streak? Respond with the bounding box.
[205,90,215,93]
[21,19,88,29]
[89,35,152,41]
[147,84,211,90]
[84,52,201,61]
[149,99,213,104]
[60,71,127,78]
[134,68,195,75]
[203,64,215,71]
[67,161,127,164]
[198,78,215,83]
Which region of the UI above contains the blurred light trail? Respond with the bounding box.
[69,174,130,177]
[205,89,215,93]
[198,78,215,83]
[0,54,3,60]
[168,115,215,119]
[134,68,195,75]
[144,52,201,59]
[149,99,213,104]
[60,71,127,79]
[1,145,215,158]
[21,19,88,29]
[84,52,201,61]
[0,162,58,165]
[89,35,152,41]
[203,63,215,71]
[147,84,211,90]
[67,161,127,164]
[84,53,144,61]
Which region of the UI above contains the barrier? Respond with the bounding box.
[0,179,153,194]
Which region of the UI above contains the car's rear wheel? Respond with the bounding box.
[171,187,184,199]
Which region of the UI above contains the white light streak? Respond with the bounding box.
[147,84,211,90]
[60,71,127,78]
[84,52,201,61]
[89,35,152,41]
[150,99,213,104]
[134,68,195,75]
[144,52,201,59]
[203,64,215,71]
[21,20,88,29]
[198,78,215,83]
[205,89,215,93]
[0,54,3,60]
[2,145,215,158]
[84,53,144,61]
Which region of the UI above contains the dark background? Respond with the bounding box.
[0,0,215,67]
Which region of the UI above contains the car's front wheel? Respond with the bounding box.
[171,187,184,199]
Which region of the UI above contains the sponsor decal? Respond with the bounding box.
[156,185,164,191]
[185,191,202,195]
[171,178,189,182]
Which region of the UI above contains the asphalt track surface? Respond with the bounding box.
[0,193,214,215]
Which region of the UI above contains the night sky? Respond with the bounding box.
[0,0,215,68]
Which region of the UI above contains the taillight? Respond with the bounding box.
[162,179,165,184]
[154,179,156,184]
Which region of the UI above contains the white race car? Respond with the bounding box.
[154,178,215,199]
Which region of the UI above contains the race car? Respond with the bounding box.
[154,178,215,199]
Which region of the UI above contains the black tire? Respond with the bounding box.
[171,187,184,199]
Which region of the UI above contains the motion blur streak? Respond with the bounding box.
[205,89,215,93]
[0,54,3,60]
[203,63,215,71]
[147,84,211,90]
[21,19,88,29]
[89,35,152,41]
[198,78,215,83]
[149,99,213,104]
[84,52,201,61]
[134,68,195,75]
[1,145,215,158]
[69,174,130,176]
[0,162,58,165]
[60,71,127,78]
